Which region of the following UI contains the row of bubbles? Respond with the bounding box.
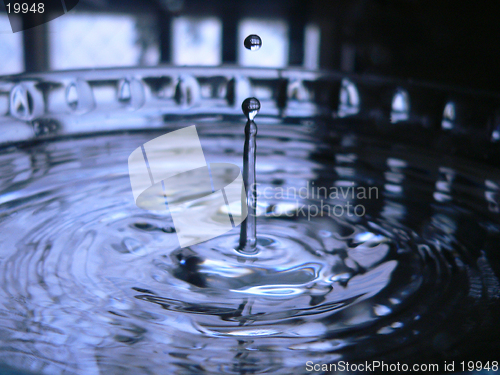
[244,34,262,51]
[337,78,500,138]
[1,69,499,144]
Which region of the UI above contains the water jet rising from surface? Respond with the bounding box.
[238,97,260,253]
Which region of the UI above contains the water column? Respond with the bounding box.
[238,97,260,252]
[238,34,263,252]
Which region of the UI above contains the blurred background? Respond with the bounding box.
[0,0,499,91]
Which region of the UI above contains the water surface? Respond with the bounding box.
[0,121,499,374]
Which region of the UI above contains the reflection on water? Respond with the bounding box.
[0,122,499,374]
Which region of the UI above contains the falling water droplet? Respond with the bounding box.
[241,97,261,121]
[239,97,260,253]
[244,34,262,51]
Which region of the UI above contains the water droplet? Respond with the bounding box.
[491,120,500,142]
[442,101,456,130]
[337,78,360,118]
[116,78,146,110]
[10,85,33,119]
[390,89,410,123]
[244,34,262,51]
[66,83,79,109]
[62,80,95,113]
[241,97,261,121]
[174,75,200,107]
[118,79,132,102]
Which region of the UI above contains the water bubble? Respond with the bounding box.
[66,83,79,109]
[32,119,59,136]
[244,34,262,51]
[491,120,500,142]
[242,97,261,121]
[390,89,410,123]
[118,79,132,102]
[10,85,34,119]
[337,78,360,118]
[442,101,456,130]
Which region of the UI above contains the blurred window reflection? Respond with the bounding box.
[49,13,159,70]
[238,18,289,67]
[172,17,222,66]
[0,15,24,74]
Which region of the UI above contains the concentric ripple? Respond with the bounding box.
[0,122,499,375]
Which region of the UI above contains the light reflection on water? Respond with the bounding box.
[0,122,499,374]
